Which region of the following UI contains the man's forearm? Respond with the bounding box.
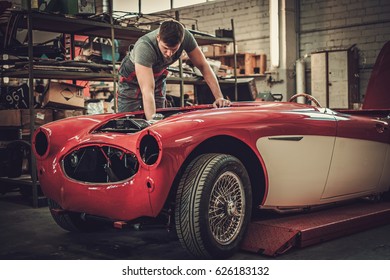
[142,91,157,120]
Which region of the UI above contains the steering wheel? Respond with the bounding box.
[289,93,322,107]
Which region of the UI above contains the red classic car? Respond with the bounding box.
[32,41,390,259]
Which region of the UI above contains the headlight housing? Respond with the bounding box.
[33,128,50,159]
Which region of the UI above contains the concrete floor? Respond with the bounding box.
[1,189,390,260]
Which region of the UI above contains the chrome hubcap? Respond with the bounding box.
[208,171,245,245]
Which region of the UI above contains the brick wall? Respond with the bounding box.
[171,0,270,97]
[299,0,390,99]
[173,0,270,56]
[172,0,390,100]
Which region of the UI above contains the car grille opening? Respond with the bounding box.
[63,145,139,183]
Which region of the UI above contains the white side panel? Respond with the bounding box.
[378,146,390,191]
[322,138,388,198]
[257,135,335,207]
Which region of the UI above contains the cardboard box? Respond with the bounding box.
[53,109,85,120]
[200,45,215,57]
[201,45,227,57]
[21,109,53,128]
[213,44,226,56]
[43,82,85,109]
[91,90,112,100]
[103,101,114,113]
[0,110,21,126]
[0,109,53,128]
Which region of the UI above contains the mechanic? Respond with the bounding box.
[117,19,230,121]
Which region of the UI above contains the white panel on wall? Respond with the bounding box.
[328,51,348,109]
[311,49,358,109]
[311,52,327,107]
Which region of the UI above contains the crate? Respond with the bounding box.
[42,81,85,109]
[211,53,259,75]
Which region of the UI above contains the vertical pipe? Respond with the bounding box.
[231,18,237,101]
[108,0,117,112]
[325,52,329,108]
[270,0,279,68]
[175,10,184,107]
[295,0,300,61]
[296,58,305,103]
[27,0,38,208]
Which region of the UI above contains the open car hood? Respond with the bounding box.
[363,41,390,109]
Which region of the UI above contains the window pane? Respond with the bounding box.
[113,1,139,13]
[174,0,208,9]
[141,0,170,13]
[113,0,216,14]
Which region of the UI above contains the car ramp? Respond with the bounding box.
[241,200,390,256]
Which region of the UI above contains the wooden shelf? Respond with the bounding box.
[0,175,39,187]
[206,53,266,76]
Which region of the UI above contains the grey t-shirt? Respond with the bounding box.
[121,28,198,78]
[117,28,198,112]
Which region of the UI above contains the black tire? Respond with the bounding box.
[175,153,252,259]
[48,199,104,232]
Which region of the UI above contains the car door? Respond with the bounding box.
[321,113,389,199]
[257,108,337,206]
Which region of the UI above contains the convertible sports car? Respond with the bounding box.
[32,41,390,259]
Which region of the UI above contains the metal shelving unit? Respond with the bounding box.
[0,7,234,207]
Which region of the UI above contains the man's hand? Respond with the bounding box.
[146,113,164,125]
[213,97,231,108]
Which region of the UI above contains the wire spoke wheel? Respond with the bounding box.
[209,171,245,245]
[175,153,252,259]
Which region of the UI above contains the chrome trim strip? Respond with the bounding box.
[268,136,303,141]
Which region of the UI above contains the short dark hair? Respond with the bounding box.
[158,19,185,47]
